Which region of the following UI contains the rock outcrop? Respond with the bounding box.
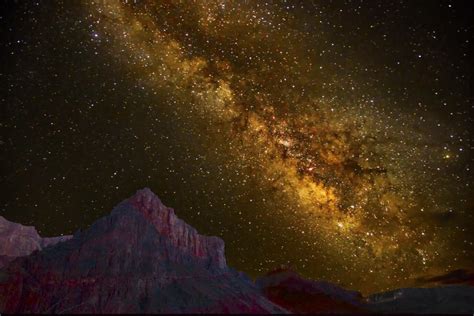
[0,216,72,268]
[256,267,367,314]
[129,188,226,270]
[1,188,473,314]
[256,267,474,314]
[0,188,287,314]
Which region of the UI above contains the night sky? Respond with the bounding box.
[1,0,473,294]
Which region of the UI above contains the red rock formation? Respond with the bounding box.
[256,268,367,314]
[0,216,72,268]
[0,188,287,314]
[129,188,226,270]
[1,189,473,314]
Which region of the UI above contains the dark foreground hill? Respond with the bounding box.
[256,267,474,314]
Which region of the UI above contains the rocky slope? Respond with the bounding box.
[0,216,72,269]
[367,285,474,314]
[256,268,367,314]
[1,188,473,314]
[0,188,286,314]
[256,267,474,314]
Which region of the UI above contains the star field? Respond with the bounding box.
[1,0,473,294]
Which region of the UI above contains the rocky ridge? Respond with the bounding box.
[0,188,286,314]
[1,188,473,314]
[256,267,366,313]
[0,215,72,269]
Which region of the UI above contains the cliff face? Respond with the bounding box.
[0,188,286,314]
[0,216,72,268]
[129,188,226,270]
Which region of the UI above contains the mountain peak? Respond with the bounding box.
[0,190,286,313]
[129,187,164,211]
[127,187,171,219]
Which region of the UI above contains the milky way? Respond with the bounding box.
[1,0,473,293]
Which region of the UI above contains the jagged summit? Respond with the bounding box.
[125,187,226,270]
[129,187,164,212]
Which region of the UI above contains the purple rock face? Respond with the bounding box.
[0,188,287,314]
[0,216,72,268]
[129,188,227,270]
